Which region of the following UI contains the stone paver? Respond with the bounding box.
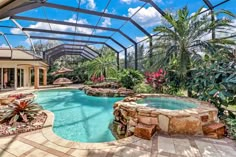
[0,125,235,157]
[70,149,90,157]
[214,143,236,157]
[195,140,221,157]
[0,148,16,157]
[113,146,150,157]
[3,140,34,156]
[175,145,201,157]
[23,132,47,144]
[44,141,70,153]
[25,149,57,157]
[158,136,176,154]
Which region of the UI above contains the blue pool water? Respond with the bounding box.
[136,97,197,110]
[35,89,123,143]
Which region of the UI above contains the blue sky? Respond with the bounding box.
[0,0,235,54]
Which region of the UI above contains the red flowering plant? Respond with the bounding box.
[145,69,166,92]
[91,74,105,83]
[0,100,42,125]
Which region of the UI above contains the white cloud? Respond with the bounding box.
[11,15,92,35]
[121,0,162,4]
[10,15,94,47]
[101,18,111,28]
[136,36,147,42]
[128,6,162,28]
[0,43,9,48]
[10,28,22,34]
[80,0,96,9]
[87,0,96,9]
[120,0,133,4]
[95,9,113,34]
[65,16,92,34]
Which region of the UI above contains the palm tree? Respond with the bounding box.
[86,47,117,79]
[152,7,235,78]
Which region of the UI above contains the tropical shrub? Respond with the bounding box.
[187,58,236,115]
[133,83,155,93]
[84,81,94,85]
[91,74,105,83]
[86,48,117,79]
[119,69,144,89]
[225,118,236,139]
[160,70,186,96]
[152,7,235,82]
[145,69,166,92]
[0,100,42,125]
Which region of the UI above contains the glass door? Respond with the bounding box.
[17,69,24,88]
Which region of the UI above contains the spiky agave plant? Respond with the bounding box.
[0,100,43,125]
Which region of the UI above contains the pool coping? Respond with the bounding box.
[119,94,218,116]
[0,86,141,149]
[42,110,141,149]
[34,86,142,149]
[113,94,219,136]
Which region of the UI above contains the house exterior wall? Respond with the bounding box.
[0,60,47,89]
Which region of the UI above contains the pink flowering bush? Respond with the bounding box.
[91,74,105,83]
[145,69,166,92]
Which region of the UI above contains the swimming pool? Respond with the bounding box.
[136,97,197,110]
[35,89,123,143]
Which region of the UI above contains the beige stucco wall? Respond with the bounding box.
[0,49,40,60]
[0,60,47,68]
[0,61,47,89]
[0,49,48,89]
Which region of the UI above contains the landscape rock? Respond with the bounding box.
[158,115,169,132]
[111,93,219,140]
[134,123,156,140]
[169,116,202,135]
[202,123,225,139]
[84,86,134,97]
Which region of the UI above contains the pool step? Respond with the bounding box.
[202,122,225,139]
[134,123,156,140]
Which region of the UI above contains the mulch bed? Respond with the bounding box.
[0,112,47,137]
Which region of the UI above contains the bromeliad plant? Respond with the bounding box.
[0,100,43,125]
[145,69,166,92]
[91,74,105,83]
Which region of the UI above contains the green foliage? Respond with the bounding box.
[133,83,155,94]
[0,100,42,126]
[119,69,144,89]
[225,118,236,139]
[187,53,236,114]
[152,7,235,81]
[84,81,94,85]
[86,47,118,79]
[161,70,186,96]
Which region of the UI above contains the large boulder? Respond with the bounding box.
[169,116,202,135]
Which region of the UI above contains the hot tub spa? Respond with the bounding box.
[113,94,219,137]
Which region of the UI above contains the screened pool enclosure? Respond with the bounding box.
[0,0,235,70]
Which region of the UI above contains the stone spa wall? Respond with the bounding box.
[112,94,219,140]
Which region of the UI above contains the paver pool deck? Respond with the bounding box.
[0,85,236,157]
[1,129,236,157]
